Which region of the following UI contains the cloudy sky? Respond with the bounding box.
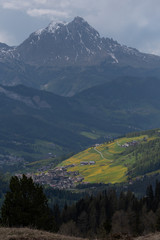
[0,0,160,55]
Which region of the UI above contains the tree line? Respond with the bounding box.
[118,136,160,177]
[1,175,160,239]
[58,182,160,238]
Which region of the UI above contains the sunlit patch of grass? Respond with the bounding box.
[82,165,127,184]
[60,134,159,184]
[80,131,100,139]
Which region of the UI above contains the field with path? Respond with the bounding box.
[59,132,158,184]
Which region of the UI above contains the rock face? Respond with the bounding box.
[17,16,110,66]
[1,16,160,96]
[1,16,160,67]
[0,43,16,62]
[16,16,160,67]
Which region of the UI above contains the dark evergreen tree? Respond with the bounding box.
[103,218,112,234]
[153,180,160,211]
[146,185,154,211]
[52,203,61,231]
[1,175,56,231]
[58,180,160,237]
[77,210,88,236]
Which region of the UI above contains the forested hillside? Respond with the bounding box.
[58,181,160,238]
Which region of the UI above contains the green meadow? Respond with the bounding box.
[60,133,158,184]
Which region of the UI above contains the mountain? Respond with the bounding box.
[1,17,160,96]
[14,16,160,68]
[73,76,160,133]
[0,84,95,173]
[2,17,160,173]
[17,16,108,66]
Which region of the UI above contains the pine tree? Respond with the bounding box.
[1,175,56,231]
[146,184,154,211]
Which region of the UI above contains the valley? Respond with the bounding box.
[1,14,160,239]
[16,129,160,191]
[2,75,160,173]
[1,18,160,167]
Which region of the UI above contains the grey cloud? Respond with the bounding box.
[27,9,69,18]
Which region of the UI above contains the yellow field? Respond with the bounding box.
[59,134,156,184]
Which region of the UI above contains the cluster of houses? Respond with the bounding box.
[36,163,54,173]
[121,137,147,148]
[17,165,84,189]
[80,161,95,166]
[121,140,140,148]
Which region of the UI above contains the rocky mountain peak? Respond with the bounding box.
[1,16,160,68]
[34,16,99,39]
[47,21,65,32]
[16,16,106,66]
[68,16,100,38]
[73,16,86,23]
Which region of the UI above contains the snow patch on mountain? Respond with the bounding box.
[0,47,18,62]
[35,28,44,36]
[35,21,68,36]
[109,53,119,63]
[1,16,160,68]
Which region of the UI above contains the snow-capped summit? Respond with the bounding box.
[1,16,160,96]
[35,20,68,36]
[47,21,68,33]
[16,16,119,66]
[1,16,160,68]
[46,22,63,34]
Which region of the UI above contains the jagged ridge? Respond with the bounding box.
[1,16,160,67]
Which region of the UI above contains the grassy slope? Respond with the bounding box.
[135,233,160,240]
[0,228,87,240]
[1,227,160,240]
[60,132,159,184]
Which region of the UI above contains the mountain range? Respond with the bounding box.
[2,16,160,67]
[1,17,160,168]
[1,17,160,96]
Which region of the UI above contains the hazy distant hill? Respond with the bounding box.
[1,77,160,171]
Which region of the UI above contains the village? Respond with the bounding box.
[0,148,96,189]
[16,164,85,189]
[121,137,147,148]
